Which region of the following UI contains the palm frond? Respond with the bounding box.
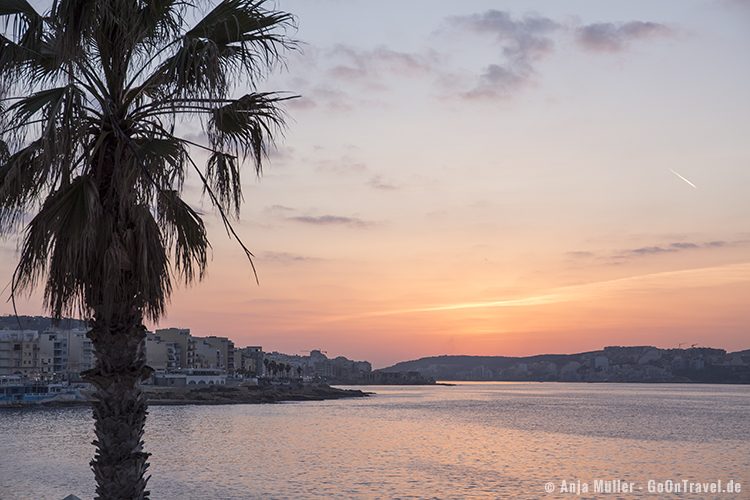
[0,139,49,231]
[143,0,295,100]
[157,189,209,284]
[48,0,98,65]
[0,0,38,17]
[131,135,188,192]
[132,0,185,52]
[0,137,8,162]
[188,0,293,54]
[126,204,171,321]
[6,84,81,128]
[209,92,290,170]
[204,150,241,216]
[14,174,100,318]
[0,7,55,91]
[0,0,43,46]
[1,0,296,320]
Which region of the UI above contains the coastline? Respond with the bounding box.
[1,384,371,408]
[144,384,371,406]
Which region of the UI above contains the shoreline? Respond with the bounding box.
[434,379,750,385]
[1,384,371,409]
[144,384,372,406]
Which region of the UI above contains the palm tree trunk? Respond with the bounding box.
[84,310,153,500]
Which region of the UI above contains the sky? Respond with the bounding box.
[2,0,749,367]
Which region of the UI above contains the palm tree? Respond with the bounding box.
[263,357,269,377]
[284,363,291,378]
[296,365,302,378]
[0,1,295,498]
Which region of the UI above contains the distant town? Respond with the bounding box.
[0,315,431,386]
[3,316,750,386]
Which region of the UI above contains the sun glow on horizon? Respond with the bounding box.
[322,261,750,322]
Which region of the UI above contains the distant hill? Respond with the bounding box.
[0,315,87,332]
[380,346,750,384]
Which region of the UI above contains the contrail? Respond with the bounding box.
[669,169,697,189]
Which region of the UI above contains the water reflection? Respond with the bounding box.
[1,383,748,499]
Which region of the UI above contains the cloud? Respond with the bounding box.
[451,10,559,54]
[276,73,356,112]
[282,13,674,107]
[368,175,398,191]
[267,145,296,165]
[449,10,560,99]
[276,13,676,109]
[285,97,317,110]
[468,64,529,98]
[668,242,700,250]
[444,12,673,99]
[282,44,439,112]
[315,155,368,175]
[265,204,295,215]
[288,215,373,228]
[705,240,728,248]
[629,245,675,255]
[576,21,673,52]
[261,251,319,263]
[297,85,354,112]
[265,204,374,229]
[613,240,735,260]
[567,240,741,264]
[565,251,595,259]
[328,45,439,84]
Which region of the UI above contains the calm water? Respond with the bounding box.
[1,383,749,499]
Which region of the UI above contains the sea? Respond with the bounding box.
[1,382,749,499]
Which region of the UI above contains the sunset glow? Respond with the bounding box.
[2,0,748,366]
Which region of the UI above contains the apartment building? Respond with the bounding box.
[39,328,93,376]
[234,346,264,376]
[153,328,194,369]
[199,336,235,372]
[144,333,179,371]
[0,330,41,376]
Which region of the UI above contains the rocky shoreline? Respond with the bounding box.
[143,383,371,406]
[4,384,370,408]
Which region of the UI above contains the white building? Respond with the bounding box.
[39,328,94,378]
[153,368,226,387]
[0,330,41,376]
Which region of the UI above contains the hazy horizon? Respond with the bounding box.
[2,0,749,367]
[3,311,748,369]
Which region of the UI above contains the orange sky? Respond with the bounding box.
[2,0,749,367]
